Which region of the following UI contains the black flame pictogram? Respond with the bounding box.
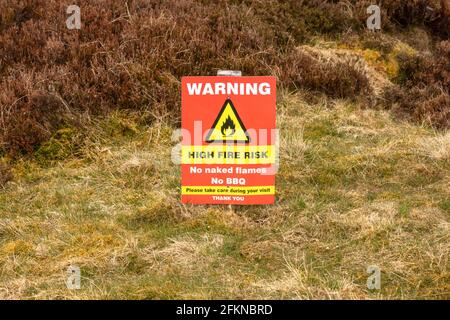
[221,115,236,136]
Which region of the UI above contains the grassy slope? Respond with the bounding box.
[0,91,449,299]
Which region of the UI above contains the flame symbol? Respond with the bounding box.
[221,115,236,136]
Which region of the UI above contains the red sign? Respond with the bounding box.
[181,76,277,205]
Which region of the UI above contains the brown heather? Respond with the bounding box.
[385,40,450,129]
[0,0,448,157]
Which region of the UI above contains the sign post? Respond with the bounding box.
[181,76,277,205]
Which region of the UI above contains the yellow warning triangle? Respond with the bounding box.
[206,98,250,143]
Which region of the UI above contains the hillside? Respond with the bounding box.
[0,1,449,299]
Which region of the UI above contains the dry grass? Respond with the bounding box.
[417,132,450,160]
[0,92,448,299]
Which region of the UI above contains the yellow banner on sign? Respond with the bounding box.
[181,145,275,164]
[182,186,275,195]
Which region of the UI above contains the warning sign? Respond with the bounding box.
[181,76,276,205]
